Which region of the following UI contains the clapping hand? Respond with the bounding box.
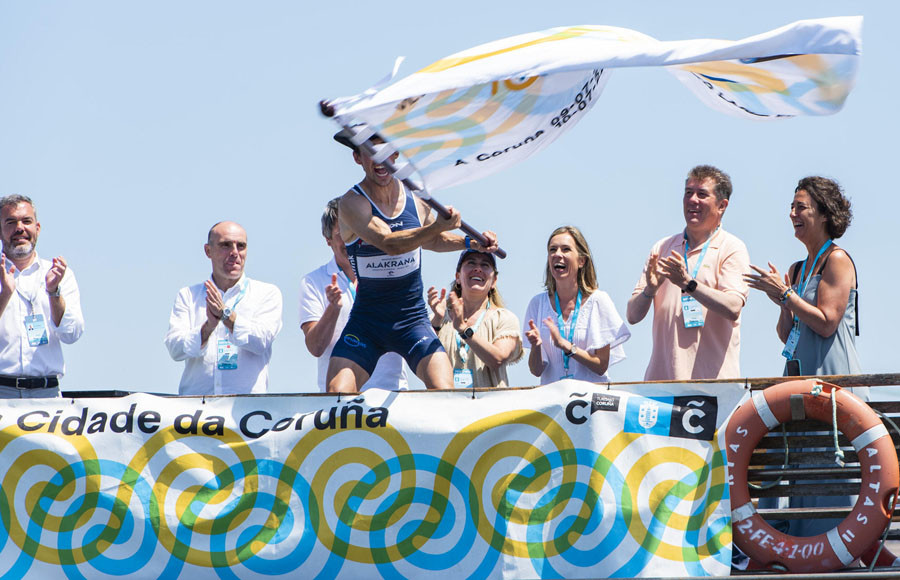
[447,291,466,331]
[542,315,567,350]
[427,286,447,320]
[45,256,67,295]
[745,263,790,305]
[205,280,224,323]
[0,253,14,297]
[525,319,542,347]
[644,252,661,294]
[658,250,690,289]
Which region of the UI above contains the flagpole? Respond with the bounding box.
[320,100,507,259]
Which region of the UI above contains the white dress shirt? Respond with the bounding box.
[165,275,283,395]
[0,254,84,377]
[299,258,408,391]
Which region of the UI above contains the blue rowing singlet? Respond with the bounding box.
[346,183,427,324]
[332,183,443,375]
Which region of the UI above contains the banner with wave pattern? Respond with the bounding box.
[329,17,861,192]
[0,380,746,579]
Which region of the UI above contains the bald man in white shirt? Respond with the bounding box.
[165,221,283,395]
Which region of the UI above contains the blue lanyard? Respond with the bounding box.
[455,302,490,360]
[793,239,833,323]
[683,227,718,280]
[338,270,356,301]
[225,278,249,312]
[554,290,582,374]
[6,258,41,311]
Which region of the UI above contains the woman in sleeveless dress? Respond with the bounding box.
[744,176,861,539]
[746,176,860,376]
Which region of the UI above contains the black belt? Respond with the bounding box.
[0,375,59,389]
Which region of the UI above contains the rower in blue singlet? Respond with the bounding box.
[331,182,443,376]
[326,129,499,392]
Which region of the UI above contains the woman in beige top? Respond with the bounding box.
[427,249,523,388]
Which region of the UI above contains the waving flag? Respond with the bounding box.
[326,17,861,192]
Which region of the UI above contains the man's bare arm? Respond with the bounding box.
[338,192,459,255]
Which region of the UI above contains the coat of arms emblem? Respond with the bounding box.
[638,400,659,429]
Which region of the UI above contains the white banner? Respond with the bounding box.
[329,17,861,192]
[0,381,746,578]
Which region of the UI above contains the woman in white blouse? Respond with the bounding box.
[523,226,631,384]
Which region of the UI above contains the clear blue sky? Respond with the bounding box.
[1,1,893,393]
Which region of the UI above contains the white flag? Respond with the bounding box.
[328,17,861,192]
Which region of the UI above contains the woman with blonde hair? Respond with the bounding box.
[523,226,630,384]
[427,249,523,388]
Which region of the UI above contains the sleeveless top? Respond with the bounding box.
[346,183,428,324]
[786,250,861,376]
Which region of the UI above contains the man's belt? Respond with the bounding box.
[0,375,59,389]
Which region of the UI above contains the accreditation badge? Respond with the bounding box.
[453,369,473,388]
[217,338,238,370]
[782,324,801,359]
[24,314,48,347]
[681,295,704,328]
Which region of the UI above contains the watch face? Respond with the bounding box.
[223,308,232,319]
[463,327,474,338]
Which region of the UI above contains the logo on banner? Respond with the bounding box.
[592,392,619,412]
[638,400,659,429]
[624,395,717,440]
[565,392,620,424]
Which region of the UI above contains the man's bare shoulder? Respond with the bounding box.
[338,189,372,219]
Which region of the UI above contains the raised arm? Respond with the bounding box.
[627,251,660,325]
[781,251,854,338]
[415,196,499,254]
[746,256,851,341]
[47,260,84,344]
[339,192,460,256]
[300,274,343,357]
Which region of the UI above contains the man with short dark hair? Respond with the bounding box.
[626,165,750,380]
[165,221,283,395]
[327,129,498,393]
[299,198,408,391]
[0,195,84,398]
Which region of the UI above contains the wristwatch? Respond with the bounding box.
[222,307,233,320]
[682,279,698,294]
[567,344,578,357]
[459,327,474,340]
[46,287,61,297]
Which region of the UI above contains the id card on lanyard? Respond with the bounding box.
[11,260,50,347]
[782,240,833,360]
[216,279,249,371]
[681,229,716,329]
[555,291,581,380]
[454,303,489,388]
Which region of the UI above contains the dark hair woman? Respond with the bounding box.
[746,176,860,377]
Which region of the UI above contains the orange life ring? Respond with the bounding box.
[725,379,899,573]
